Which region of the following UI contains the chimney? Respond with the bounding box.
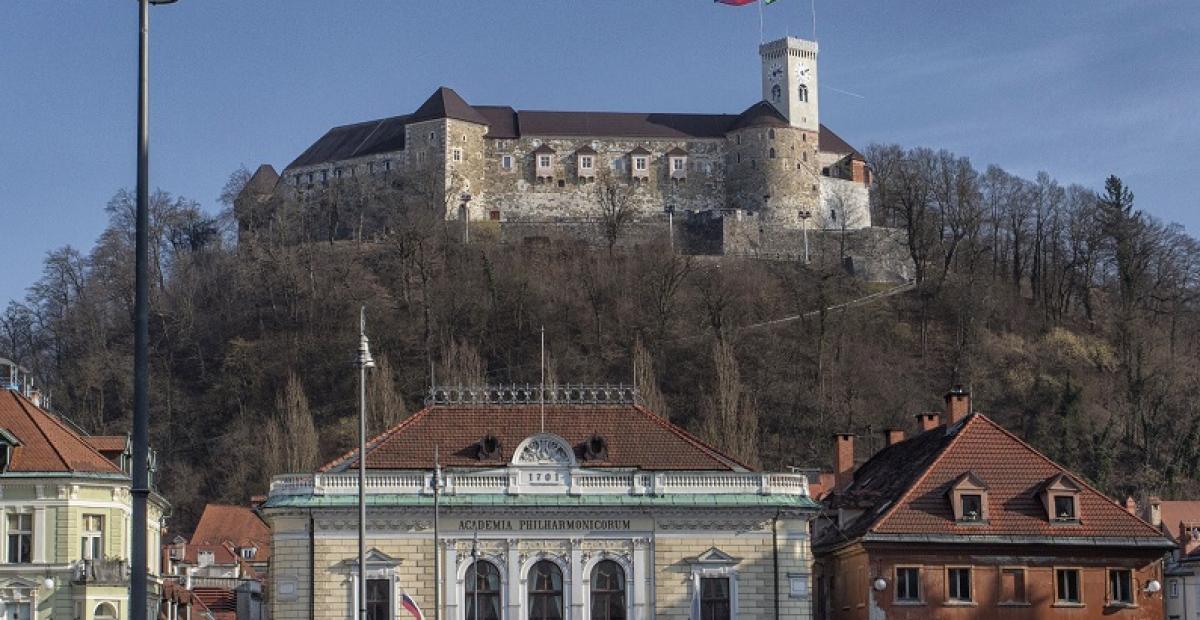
[945,385,971,425]
[915,412,940,433]
[883,428,905,447]
[28,390,42,409]
[1183,522,1200,556]
[1149,496,1163,527]
[834,433,856,489]
[1124,496,1137,515]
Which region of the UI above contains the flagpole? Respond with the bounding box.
[758,0,764,43]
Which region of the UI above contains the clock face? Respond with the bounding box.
[795,65,810,84]
[769,62,784,83]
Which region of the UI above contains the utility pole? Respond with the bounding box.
[665,204,675,254]
[131,2,179,619]
[433,446,442,620]
[355,308,376,620]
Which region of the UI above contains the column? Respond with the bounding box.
[632,538,649,620]
[506,539,521,619]
[444,541,459,620]
[569,539,584,619]
[32,507,46,563]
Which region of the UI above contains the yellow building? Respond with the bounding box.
[263,387,820,620]
[0,385,169,620]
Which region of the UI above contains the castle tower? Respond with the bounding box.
[760,37,819,132]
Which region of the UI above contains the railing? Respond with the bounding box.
[73,558,129,586]
[269,470,810,499]
[426,384,638,406]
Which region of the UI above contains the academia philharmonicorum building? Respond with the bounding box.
[261,387,820,619]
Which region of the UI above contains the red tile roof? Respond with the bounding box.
[83,435,127,454]
[1159,500,1200,543]
[190,504,272,563]
[320,403,748,473]
[0,390,123,474]
[818,413,1169,548]
[193,587,237,619]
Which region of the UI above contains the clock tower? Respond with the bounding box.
[760,36,819,132]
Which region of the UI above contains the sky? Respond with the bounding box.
[1,1,1197,307]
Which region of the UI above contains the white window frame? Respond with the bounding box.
[687,548,740,620]
[634,157,648,171]
[501,155,513,171]
[672,157,686,172]
[456,555,507,620]
[520,552,570,620]
[197,550,214,567]
[6,513,32,564]
[452,148,463,162]
[81,514,104,561]
[580,156,593,170]
[349,550,401,620]
[582,553,634,620]
[538,155,552,169]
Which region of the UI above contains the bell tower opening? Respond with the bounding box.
[759,37,819,132]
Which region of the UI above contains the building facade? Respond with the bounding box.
[1143,497,1200,620]
[0,371,169,620]
[261,387,819,620]
[238,37,871,238]
[812,388,1172,620]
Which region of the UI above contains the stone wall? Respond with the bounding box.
[723,217,913,283]
[726,126,823,224]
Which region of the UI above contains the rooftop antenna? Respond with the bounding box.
[540,326,546,433]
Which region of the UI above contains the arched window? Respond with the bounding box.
[769,148,776,159]
[528,560,564,620]
[798,84,809,103]
[95,603,118,620]
[466,560,502,620]
[768,129,775,140]
[590,560,626,620]
[771,84,781,102]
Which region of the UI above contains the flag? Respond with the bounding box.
[400,593,424,620]
[714,0,757,5]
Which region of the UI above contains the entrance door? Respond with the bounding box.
[2,603,31,620]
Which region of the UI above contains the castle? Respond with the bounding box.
[238,36,873,240]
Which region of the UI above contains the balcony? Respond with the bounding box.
[73,558,129,586]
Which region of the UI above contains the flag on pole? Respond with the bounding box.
[400,593,425,620]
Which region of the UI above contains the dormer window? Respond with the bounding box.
[667,147,688,181]
[240,547,256,560]
[948,472,989,524]
[630,147,651,181]
[0,428,19,473]
[575,145,597,181]
[1042,474,1082,524]
[533,144,556,181]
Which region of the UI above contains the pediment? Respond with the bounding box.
[1042,473,1081,493]
[511,433,576,467]
[949,471,988,492]
[340,548,401,569]
[687,547,740,566]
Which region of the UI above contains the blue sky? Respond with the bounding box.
[2,1,1197,307]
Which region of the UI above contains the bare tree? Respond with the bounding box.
[633,337,668,418]
[592,169,640,256]
[266,372,319,476]
[438,339,485,387]
[702,339,760,467]
[368,355,408,436]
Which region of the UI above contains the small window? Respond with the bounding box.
[452,148,462,162]
[700,577,731,620]
[294,174,301,185]
[429,131,436,141]
[947,568,971,603]
[1000,568,1026,604]
[501,155,513,170]
[384,160,391,171]
[768,128,776,140]
[580,156,593,170]
[82,514,104,560]
[7,514,31,564]
[960,494,983,521]
[320,170,328,182]
[895,567,920,602]
[672,158,685,171]
[803,152,808,162]
[198,550,214,566]
[557,179,565,188]
[736,134,741,145]
[538,155,552,168]
[799,84,809,102]
[736,153,741,163]
[1056,568,1081,604]
[1170,579,1180,598]
[1054,496,1077,520]
[334,168,342,179]
[366,577,390,620]
[634,157,647,171]
[94,603,118,620]
[306,173,313,184]
[769,148,776,159]
[240,547,255,559]
[1109,569,1133,605]
[771,84,781,102]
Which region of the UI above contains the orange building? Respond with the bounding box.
[812,388,1173,619]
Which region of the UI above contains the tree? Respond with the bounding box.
[633,337,668,418]
[702,339,760,468]
[592,170,640,256]
[367,356,408,436]
[266,372,319,476]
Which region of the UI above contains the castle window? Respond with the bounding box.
[798,84,809,102]
[634,157,647,171]
[384,160,391,171]
[293,174,301,185]
[429,131,436,141]
[539,155,552,168]
[736,135,741,145]
[751,160,756,169]
[306,173,313,184]
[320,170,328,182]
[769,129,776,140]
[580,156,593,170]
[736,154,741,164]
[673,158,685,171]
[452,148,463,162]
[501,155,513,171]
[830,209,837,224]
[334,168,343,179]
[803,152,808,162]
[771,84,781,103]
[769,148,776,159]
[557,179,565,188]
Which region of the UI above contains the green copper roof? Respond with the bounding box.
[263,493,820,510]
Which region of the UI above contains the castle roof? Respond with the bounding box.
[816,412,1171,551]
[319,401,750,473]
[240,164,279,197]
[285,87,863,170]
[0,390,124,474]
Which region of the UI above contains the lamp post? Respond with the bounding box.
[355,308,376,620]
[470,531,480,620]
[664,204,675,254]
[461,193,472,244]
[132,2,177,620]
[797,209,812,263]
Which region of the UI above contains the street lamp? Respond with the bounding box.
[460,193,473,244]
[355,308,376,620]
[664,204,675,253]
[797,209,812,264]
[132,2,177,620]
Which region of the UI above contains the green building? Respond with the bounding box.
[0,384,169,620]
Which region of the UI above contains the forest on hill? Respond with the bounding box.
[3,143,1199,533]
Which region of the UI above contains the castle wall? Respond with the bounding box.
[726,127,823,224]
[478,137,729,221]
